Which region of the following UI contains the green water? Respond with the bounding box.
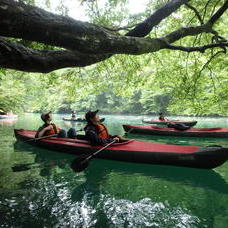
[1,113,228,227]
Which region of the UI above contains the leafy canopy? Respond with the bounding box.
[0,0,228,115]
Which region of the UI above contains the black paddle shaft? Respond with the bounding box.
[71,140,116,172]
[71,127,134,172]
[87,140,116,161]
[26,134,58,142]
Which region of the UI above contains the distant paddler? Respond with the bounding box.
[158,112,169,121]
[71,111,76,119]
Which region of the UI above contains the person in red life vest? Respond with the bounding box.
[35,111,77,138]
[158,112,169,121]
[84,110,124,145]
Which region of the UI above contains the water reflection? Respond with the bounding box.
[1,114,228,227]
[13,141,70,175]
[13,142,228,195]
[9,142,228,227]
[0,118,17,126]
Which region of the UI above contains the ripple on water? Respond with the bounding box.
[101,195,201,227]
[1,185,202,228]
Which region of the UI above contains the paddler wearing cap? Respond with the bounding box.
[35,111,77,138]
[84,110,124,145]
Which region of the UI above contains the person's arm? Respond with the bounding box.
[35,125,53,138]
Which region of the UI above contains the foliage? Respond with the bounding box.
[0,0,228,115]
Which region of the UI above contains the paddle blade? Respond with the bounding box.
[71,154,89,172]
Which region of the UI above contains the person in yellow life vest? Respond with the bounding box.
[35,111,77,138]
[84,110,124,145]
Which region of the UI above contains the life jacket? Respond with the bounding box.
[44,123,60,136]
[95,123,109,139]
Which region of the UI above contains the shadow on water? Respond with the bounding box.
[13,141,228,195]
[13,141,71,176]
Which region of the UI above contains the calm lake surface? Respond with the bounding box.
[1,113,228,227]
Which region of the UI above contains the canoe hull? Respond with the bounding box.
[142,119,197,127]
[14,129,228,169]
[123,124,228,138]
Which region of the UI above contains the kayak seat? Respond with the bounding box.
[167,123,191,131]
[76,134,87,140]
[151,126,163,129]
[75,139,90,144]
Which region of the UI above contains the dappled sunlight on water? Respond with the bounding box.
[101,196,201,227]
[1,178,201,227]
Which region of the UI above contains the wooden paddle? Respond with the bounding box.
[71,140,116,172]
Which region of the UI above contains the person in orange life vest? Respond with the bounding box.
[158,112,169,121]
[35,111,77,138]
[84,110,124,145]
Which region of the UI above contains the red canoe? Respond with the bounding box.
[123,124,228,138]
[142,119,197,127]
[14,129,228,169]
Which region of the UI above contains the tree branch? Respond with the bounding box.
[126,0,189,37]
[185,3,204,24]
[208,0,228,25]
[102,24,137,32]
[0,0,189,53]
[0,37,109,72]
[163,1,228,44]
[2,31,227,73]
[166,42,228,53]
[0,0,228,73]
[163,24,212,44]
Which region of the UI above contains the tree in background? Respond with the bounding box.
[0,0,228,115]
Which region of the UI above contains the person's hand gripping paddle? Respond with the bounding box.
[71,140,116,172]
[70,127,134,172]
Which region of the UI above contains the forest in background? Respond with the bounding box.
[0,0,228,116]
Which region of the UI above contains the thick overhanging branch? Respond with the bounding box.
[2,32,227,73]
[126,0,190,37]
[166,42,228,53]
[0,36,170,73]
[0,0,228,73]
[0,0,110,53]
[163,24,212,44]
[0,37,109,73]
[0,0,189,54]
